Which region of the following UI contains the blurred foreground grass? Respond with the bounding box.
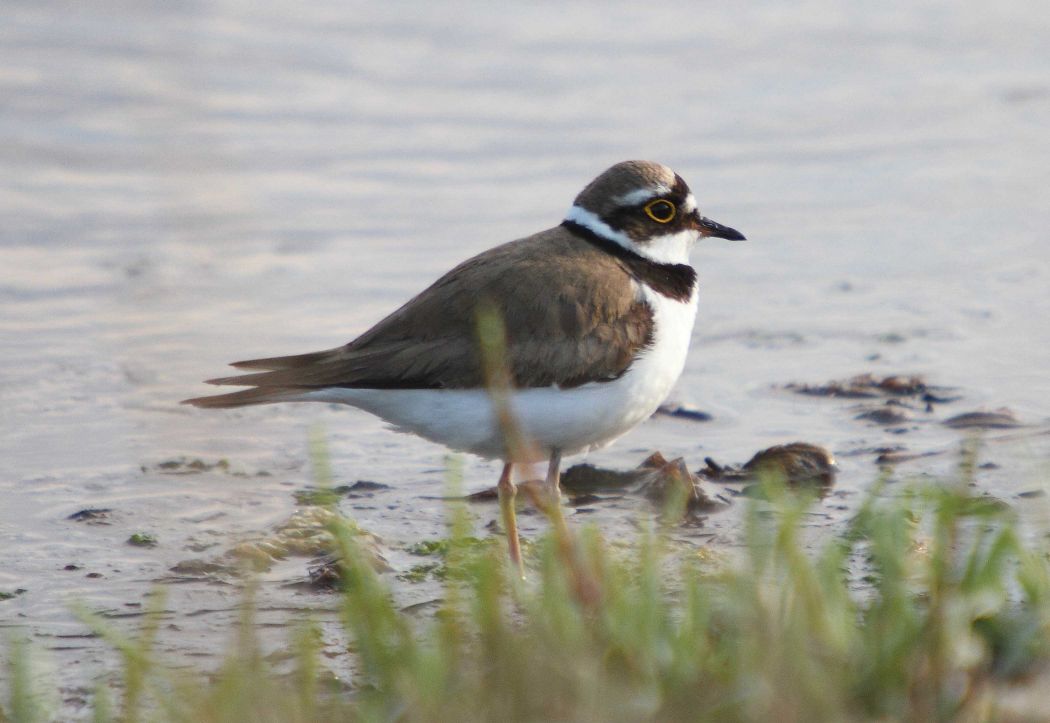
[4,449,1050,722]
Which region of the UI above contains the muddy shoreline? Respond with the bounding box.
[6,368,1047,716]
[4,2,1050,717]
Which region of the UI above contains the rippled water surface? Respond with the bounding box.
[3,0,1050,713]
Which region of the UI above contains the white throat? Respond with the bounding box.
[563,205,699,266]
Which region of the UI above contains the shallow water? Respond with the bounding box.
[2,0,1050,714]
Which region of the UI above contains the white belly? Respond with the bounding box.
[305,287,698,461]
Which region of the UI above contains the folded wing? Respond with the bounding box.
[183,229,654,408]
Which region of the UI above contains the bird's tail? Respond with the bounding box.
[181,386,310,409]
[182,346,347,408]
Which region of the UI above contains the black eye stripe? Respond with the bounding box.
[599,186,692,239]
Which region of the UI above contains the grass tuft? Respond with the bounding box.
[4,449,1050,721]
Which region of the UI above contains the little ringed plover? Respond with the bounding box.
[184,160,745,565]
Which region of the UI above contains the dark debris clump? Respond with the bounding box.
[561,452,729,514]
[700,442,837,489]
[944,410,1023,429]
[67,508,113,524]
[786,373,952,401]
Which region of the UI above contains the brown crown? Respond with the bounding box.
[572,161,682,218]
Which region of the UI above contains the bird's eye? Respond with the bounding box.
[644,199,676,223]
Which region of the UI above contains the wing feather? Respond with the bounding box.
[183,228,656,408]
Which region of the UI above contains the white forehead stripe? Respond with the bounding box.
[682,193,697,214]
[615,186,672,207]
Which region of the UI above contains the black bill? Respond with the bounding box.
[695,214,746,241]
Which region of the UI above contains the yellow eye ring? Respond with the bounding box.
[644,199,676,223]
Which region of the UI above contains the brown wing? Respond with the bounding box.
[184,227,654,407]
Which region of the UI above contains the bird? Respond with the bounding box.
[184,160,745,567]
